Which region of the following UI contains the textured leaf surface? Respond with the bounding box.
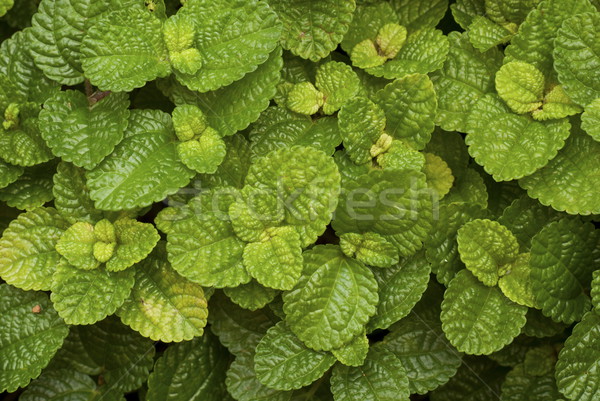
[87,109,194,211]
[0,159,22,189]
[331,332,369,367]
[147,333,229,401]
[582,98,600,141]
[0,162,55,210]
[338,97,386,164]
[283,245,379,351]
[50,262,135,325]
[117,246,208,342]
[315,61,360,115]
[0,106,53,168]
[339,232,399,268]
[530,218,599,324]
[39,90,129,170]
[340,2,398,54]
[55,221,99,270]
[53,162,103,224]
[81,7,171,91]
[267,0,356,61]
[498,253,537,308]
[0,207,68,290]
[106,218,159,272]
[500,364,563,401]
[556,312,600,401]
[174,0,281,92]
[374,73,437,149]
[468,16,513,52]
[0,284,69,393]
[223,280,278,311]
[330,344,410,401]
[457,219,519,286]
[495,61,545,114]
[441,269,527,355]
[254,322,336,390]
[227,351,292,401]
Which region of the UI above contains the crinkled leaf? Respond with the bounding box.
[0,161,55,210]
[423,152,454,199]
[283,245,378,351]
[146,333,229,401]
[457,219,519,286]
[331,332,369,367]
[501,364,563,401]
[338,97,386,164]
[87,109,194,211]
[223,280,279,311]
[201,135,253,189]
[443,167,488,207]
[53,162,103,224]
[530,218,600,324]
[55,221,99,270]
[441,269,527,355]
[333,150,370,189]
[0,207,68,290]
[315,61,360,114]
[0,106,53,168]
[340,2,398,54]
[50,262,135,325]
[39,90,129,170]
[117,245,208,342]
[266,0,356,61]
[391,0,448,31]
[0,284,69,393]
[107,218,160,272]
[377,140,425,172]
[339,232,399,268]
[0,159,22,189]
[498,253,537,308]
[367,252,431,331]
[522,308,568,338]
[374,73,437,149]
[581,97,600,142]
[468,16,513,52]
[330,343,410,401]
[81,7,171,91]
[495,61,545,114]
[451,0,486,30]
[556,311,600,401]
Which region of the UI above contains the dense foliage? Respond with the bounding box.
[0,0,599,400]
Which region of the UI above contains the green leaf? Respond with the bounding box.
[201,135,253,189]
[466,94,571,181]
[249,106,341,157]
[457,219,519,286]
[0,0,12,17]
[243,226,303,291]
[593,270,600,311]
[244,146,341,247]
[0,159,22,189]
[177,130,226,174]
[266,0,356,61]
[441,269,527,355]
[223,280,279,311]
[331,332,369,367]
[530,218,599,324]
[147,333,229,401]
[117,244,208,342]
[0,161,56,210]
[283,245,379,351]
[50,261,135,325]
[522,308,568,338]
[168,46,283,136]
[53,162,103,224]
[81,7,171,92]
[519,126,600,215]
[173,0,281,92]
[314,61,360,115]
[56,221,100,270]
[330,343,410,401]
[377,140,425,172]
[227,351,293,401]
[554,12,600,106]
[443,168,489,207]
[106,218,160,272]
[501,364,563,401]
[451,0,486,30]
[495,61,545,114]
[431,32,503,132]
[556,311,600,401]
[367,252,431,331]
[338,97,386,164]
[339,232,399,268]
[284,81,324,115]
[39,90,129,170]
[0,284,69,393]
[423,152,455,199]
[340,2,398,54]
[0,207,68,291]
[498,253,537,308]
[254,322,336,390]
[581,98,600,142]
[87,109,194,211]
[391,0,448,31]
[468,16,513,52]
[374,73,437,149]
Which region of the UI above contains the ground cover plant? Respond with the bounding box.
[0,0,599,400]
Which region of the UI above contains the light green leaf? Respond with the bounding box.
[255,321,336,390]
[53,162,103,224]
[249,106,341,157]
[339,232,399,268]
[581,98,600,142]
[554,12,600,106]
[81,7,171,92]
[441,269,527,355]
[443,168,488,207]
[168,47,283,136]
[424,153,455,199]
[532,84,583,121]
[333,150,371,189]
[391,0,448,31]
[484,0,538,27]
[468,16,513,52]
[223,280,279,311]
[0,0,12,17]
[377,140,425,172]
[39,90,129,170]
[425,130,470,179]
[227,351,293,401]
[0,284,69,393]
[0,161,56,210]
[338,97,386,165]
[498,253,537,308]
[55,221,99,270]
[0,159,22,189]
[530,218,599,324]
[330,344,410,401]
[315,61,360,114]
[466,94,571,181]
[177,129,226,174]
[519,127,600,215]
[431,32,503,132]
[172,0,281,92]
[495,61,545,114]
[331,332,369,367]
[283,245,379,351]
[87,109,194,211]
[201,135,253,189]
[367,252,431,331]
[501,364,563,401]
[340,2,398,54]
[106,218,160,272]
[556,311,600,401]
[286,81,324,115]
[0,207,68,291]
[374,73,437,149]
[266,0,356,61]
[244,146,341,247]
[451,0,486,30]
[147,333,229,401]
[243,226,303,291]
[457,219,519,286]
[50,262,135,325]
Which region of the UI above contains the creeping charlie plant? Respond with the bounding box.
[0,0,599,400]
